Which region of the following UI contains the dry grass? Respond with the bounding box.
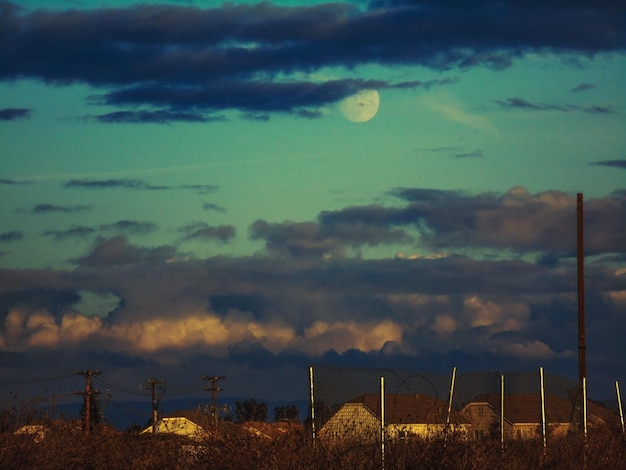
[1,420,624,470]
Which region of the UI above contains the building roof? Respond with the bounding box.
[141,409,214,436]
[348,394,468,425]
[162,410,213,429]
[465,393,617,425]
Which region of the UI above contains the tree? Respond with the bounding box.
[274,404,300,423]
[234,398,268,423]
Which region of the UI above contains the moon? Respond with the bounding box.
[339,89,380,123]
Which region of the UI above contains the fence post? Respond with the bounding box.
[380,375,385,470]
[309,366,316,443]
[446,366,457,430]
[444,366,457,446]
[616,381,625,437]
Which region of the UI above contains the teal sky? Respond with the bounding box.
[1,0,625,414]
[3,56,624,267]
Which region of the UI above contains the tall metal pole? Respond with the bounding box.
[582,377,588,439]
[500,374,505,453]
[540,367,547,448]
[577,193,587,431]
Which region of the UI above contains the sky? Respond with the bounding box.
[1,0,625,414]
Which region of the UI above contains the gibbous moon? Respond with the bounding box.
[340,89,380,123]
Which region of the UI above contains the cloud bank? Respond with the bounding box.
[1,1,624,120]
[1,187,625,398]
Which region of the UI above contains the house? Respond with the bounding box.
[461,393,618,440]
[319,393,469,442]
[141,410,212,439]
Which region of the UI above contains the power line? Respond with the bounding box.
[93,376,149,397]
[0,374,75,386]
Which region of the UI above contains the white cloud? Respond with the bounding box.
[432,315,457,334]
[465,295,529,332]
[303,319,403,354]
[500,340,557,359]
[425,92,496,133]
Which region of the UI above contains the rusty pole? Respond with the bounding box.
[577,193,587,431]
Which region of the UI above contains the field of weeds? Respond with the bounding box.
[1,421,625,470]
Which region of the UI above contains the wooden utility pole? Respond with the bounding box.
[143,377,165,433]
[76,370,101,435]
[577,193,587,433]
[201,375,225,428]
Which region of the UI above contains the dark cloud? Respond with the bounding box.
[33,203,93,213]
[43,226,95,240]
[2,183,626,408]
[455,150,483,159]
[495,97,613,114]
[0,107,31,120]
[294,109,323,119]
[250,218,412,258]
[0,178,32,185]
[181,184,218,195]
[64,178,168,190]
[100,220,157,235]
[3,243,624,360]
[1,215,624,405]
[313,187,626,254]
[180,222,236,242]
[62,179,218,192]
[571,83,596,92]
[242,112,271,122]
[415,146,459,153]
[202,203,226,213]
[579,105,613,114]
[74,236,178,267]
[0,288,81,319]
[591,159,626,169]
[0,231,23,242]
[1,2,623,116]
[389,78,458,90]
[95,78,384,114]
[89,109,218,124]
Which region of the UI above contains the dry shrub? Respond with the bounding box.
[1,419,624,470]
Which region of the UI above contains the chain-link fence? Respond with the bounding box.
[309,365,622,445]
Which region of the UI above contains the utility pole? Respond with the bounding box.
[577,193,587,434]
[76,370,101,435]
[201,375,225,428]
[142,377,165,433]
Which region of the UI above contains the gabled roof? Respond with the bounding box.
[348,394,468,425]
[163,410,213,430]
[465,394,617,425]
[141,409,213,436]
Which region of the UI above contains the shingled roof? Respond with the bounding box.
[348,394,468,425]
[469,393,617,425]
